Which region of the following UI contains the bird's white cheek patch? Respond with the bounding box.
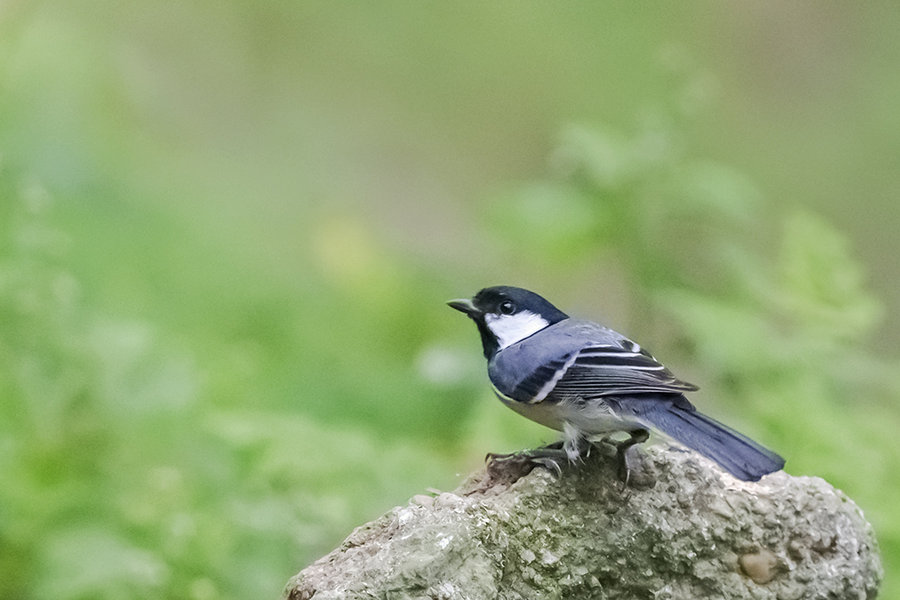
[484,311,550,350]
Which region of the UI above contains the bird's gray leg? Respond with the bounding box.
[614,428,650,487]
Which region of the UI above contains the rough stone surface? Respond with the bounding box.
[284,445,882,600]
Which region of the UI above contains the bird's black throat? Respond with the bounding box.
[473,316,501,360]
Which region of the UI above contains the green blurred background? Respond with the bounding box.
[2,2,899,599]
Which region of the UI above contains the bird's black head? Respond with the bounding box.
[447,286,569,359]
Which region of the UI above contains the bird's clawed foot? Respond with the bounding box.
[485,441,571,479]
[485,436,594,479]
[485,431,655,488]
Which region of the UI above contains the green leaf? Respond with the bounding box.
[776,210,883,342]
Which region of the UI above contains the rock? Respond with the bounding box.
[284,445,882,600]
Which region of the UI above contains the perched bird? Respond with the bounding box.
[448,285,784,482]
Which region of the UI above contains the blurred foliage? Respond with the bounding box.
[0,172,467,600]
[2,3,899,599]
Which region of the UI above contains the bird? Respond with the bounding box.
[448,285,785,482]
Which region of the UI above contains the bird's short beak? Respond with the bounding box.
[447,298,480,316]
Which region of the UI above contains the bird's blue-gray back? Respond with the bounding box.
[489,319,697,404]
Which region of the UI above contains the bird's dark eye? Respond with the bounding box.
[499,300,516,315]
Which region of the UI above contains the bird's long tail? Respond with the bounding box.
[638,401,784,482]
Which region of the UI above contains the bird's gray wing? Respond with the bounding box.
[507,343,698,403]
[548,344,699,398]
